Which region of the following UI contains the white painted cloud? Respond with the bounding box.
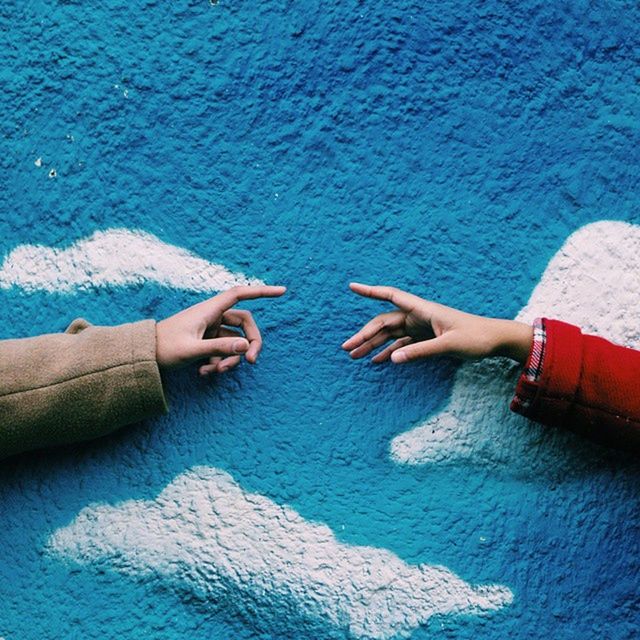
[0,228,263,293]
[48,466,512,639]
[390,220,640,476]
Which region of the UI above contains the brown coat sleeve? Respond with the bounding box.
[0,318,168,460]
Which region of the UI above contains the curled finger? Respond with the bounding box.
[371,336,413,363]
[199,363,218,377]
[348,329,400,359]
[199,355,242,376]
[215,355,242,372]
[342,311,404,351]
[223,309,262,363]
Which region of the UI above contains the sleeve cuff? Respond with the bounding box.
[129,319,169,419]
[510,317,547,415]
[510,318,585,426]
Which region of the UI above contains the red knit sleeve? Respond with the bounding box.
[511,318,640,450]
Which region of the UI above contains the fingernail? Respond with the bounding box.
[233,340,248,353]
[392,351,407,363]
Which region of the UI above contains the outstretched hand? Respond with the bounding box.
[156,285,286,375]
[342,282,533,364]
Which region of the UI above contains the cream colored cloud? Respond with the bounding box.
[390,220,639,476]
[0,228,263,293]
[48,466,512,639]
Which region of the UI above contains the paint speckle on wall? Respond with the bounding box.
[2,1,640,639]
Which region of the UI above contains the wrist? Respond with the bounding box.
[491,319,534,363]
[155,320,175,370]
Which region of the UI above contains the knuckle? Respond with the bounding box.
[382,286,397,299]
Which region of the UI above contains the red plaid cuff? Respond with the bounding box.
[511,318,546,413]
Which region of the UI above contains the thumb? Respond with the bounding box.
[192,336,249,360]
[391,335,453,363]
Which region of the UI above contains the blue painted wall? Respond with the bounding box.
[2,1,640,638]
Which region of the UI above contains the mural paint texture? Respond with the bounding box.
[2,1,640,639]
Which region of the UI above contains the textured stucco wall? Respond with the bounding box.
[2,1,640,639]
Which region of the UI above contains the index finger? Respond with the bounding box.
[349,282,424,312]
[198,285,287,319]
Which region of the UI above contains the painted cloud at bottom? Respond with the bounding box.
[48,466,512,640]
[390,220,640,476]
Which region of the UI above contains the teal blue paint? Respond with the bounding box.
[2,1,640,638]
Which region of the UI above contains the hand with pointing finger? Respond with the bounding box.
[342,282,533,364]
[156,285,287,376]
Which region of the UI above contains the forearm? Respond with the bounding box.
[0,319,168,459]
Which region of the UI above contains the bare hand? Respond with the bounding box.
[342,282,533,364]
[156,285,286,375]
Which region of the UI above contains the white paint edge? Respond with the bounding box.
[0,228,264,293]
